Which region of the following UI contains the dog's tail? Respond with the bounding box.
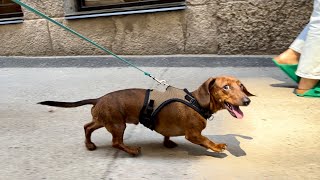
[38,99,97,108]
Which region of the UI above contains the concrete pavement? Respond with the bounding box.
[0,56,319,179]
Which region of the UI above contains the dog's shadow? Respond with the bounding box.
[98,134,253,159]
[178,134,252,158]
[205,134,252,157]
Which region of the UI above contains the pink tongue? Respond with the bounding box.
[232,108,244,119]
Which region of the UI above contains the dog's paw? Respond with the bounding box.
[163,140,178,148]
[85,142,97,151]
[213,143,227,153]
[128,146,141,156]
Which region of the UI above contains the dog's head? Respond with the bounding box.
[193,76,254,119]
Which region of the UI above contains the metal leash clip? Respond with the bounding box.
[150,75,170,86]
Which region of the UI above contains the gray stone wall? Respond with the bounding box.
[0,0,313,56]
[217,0,313,54]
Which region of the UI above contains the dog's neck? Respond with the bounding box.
[190,91,221,115]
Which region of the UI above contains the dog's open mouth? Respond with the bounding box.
[224,102,244,119]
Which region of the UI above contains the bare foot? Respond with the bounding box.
[274,49,300,64]
[296,78,319,93]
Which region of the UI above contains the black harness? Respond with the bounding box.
[139,88,212,130]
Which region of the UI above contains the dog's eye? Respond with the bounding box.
[223,85,230,90]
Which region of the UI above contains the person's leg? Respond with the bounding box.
[273,49,300,64]
[272,21,310,83]
[272,26,309,83]
[274,24,310,64]
[296,0,320,92]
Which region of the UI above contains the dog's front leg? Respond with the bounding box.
[185,131,227,153]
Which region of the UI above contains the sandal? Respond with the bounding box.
[272,59,300,83]
[294,82,320,98]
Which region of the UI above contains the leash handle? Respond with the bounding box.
[12,0,169,86]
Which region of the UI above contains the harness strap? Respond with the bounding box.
[139,88,212,131]
[139,89,156,130]
[183,89,212,119]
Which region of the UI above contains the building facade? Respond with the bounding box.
[0,0,313,56]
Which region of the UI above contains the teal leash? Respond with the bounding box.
[12,0,169,86]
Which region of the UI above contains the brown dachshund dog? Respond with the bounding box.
[39,76,253,156]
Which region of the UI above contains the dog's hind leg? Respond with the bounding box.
[163,136,178,148]
[84,120,103,151]
[105,122,141,156]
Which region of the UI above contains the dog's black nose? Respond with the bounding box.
[242,97,251,106]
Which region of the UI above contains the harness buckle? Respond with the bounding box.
[189,97,197,105]
[185,94,197,105]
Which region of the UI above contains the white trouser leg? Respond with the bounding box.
[295,0,320,79]
[289,24,309,53]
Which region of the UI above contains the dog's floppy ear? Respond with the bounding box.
[193,77,216,108]
[242,84,255,96]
